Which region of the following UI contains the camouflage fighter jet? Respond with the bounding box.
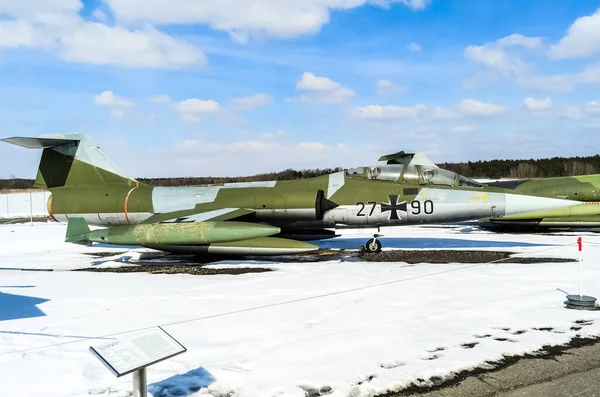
[3,134,595,254]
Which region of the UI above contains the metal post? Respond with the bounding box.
[132,368,147,397]
[29,191,33,226]
[578,237,583,298]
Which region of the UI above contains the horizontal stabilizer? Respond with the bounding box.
[2,137,80,149]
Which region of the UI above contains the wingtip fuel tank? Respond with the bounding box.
[66,219,282,246]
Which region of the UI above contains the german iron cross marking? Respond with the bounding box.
[381,195,407,220]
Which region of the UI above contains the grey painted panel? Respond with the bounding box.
[152,186,221,213]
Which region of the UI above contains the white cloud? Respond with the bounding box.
[376,79,401,94]
[562,101,600,119]
[565,106,586,120]
[231,93,272,110]
[397,0,431,10]
[103,0,430,42]
[0,3,206,69]
[579,65,600,83]
[0,0,81,18]
[516,74,574,92]
[148,94,172,104]
[348,103,460,120]
[94,91,134,119]
[524,97,553,111]
[585,101,600,115]
[464,43,525,75]
[110,109,127,119]
[92,8,110,23]
[432,106,457,119]
[549,8,600,59]
[260,130,286,139]
[94,91,134,108]
[0,19,49,48]
[453,125,476,134]
[179,139,278,152]
[297,72,341,91]
[171,98,221,123]
[496,34,543,49]
[407,42,422,52]
[464,33,577,92]
[59,23,206,68]
[456,99,507,117]
[297,142,328,150]
[349,104,428,120]
[294,72,355,105]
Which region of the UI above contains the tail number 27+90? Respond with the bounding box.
[356,200,434,216]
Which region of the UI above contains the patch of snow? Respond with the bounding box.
[1,222,600,397]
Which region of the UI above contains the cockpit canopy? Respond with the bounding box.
[346,163,483,188]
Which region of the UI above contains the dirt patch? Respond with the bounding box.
[74,265,273,275]
[360,250,575,264]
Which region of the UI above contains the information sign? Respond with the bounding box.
[90,326,186,377]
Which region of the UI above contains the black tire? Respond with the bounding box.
[365,238,382,253]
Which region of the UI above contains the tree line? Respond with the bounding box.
[138,167,344,186]
[438,155,600,179]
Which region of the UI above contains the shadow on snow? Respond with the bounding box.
[314,237,554,250]
[0,288,49,322]
[91,255,134,266]
[148,366,216,397]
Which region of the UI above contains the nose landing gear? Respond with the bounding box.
[360,233,383,253]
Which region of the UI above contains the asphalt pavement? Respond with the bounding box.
[387,339,600,397]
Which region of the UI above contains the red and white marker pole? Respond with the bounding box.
[578,237,583,298]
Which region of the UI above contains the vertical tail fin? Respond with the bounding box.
[1,134,139,189]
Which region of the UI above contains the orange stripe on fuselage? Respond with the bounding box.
[124,187,136,225]
[47,194,57,222]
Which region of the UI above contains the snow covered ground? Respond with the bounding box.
[1,221,600,397]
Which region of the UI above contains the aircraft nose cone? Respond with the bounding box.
[504,194,580,217]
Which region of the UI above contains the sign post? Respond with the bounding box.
[90,326,186,397]
[132,368,148,397]
[29,191,33,227]
[578,237,583,297]
[566,237,597,311]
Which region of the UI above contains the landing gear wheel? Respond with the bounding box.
[365,238,382,253]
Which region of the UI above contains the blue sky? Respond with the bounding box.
[1,0,600,178]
